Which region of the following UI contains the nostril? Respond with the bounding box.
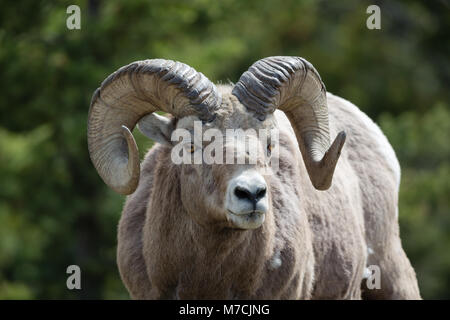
[234,186,267,203]
[234,187,251,200]
[256,187,266,200]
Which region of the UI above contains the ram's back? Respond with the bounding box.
[326,92,401,244]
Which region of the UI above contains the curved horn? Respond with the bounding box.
[88,59,221,194]
[232,56,345,190]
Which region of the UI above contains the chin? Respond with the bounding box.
[227,210,266,230]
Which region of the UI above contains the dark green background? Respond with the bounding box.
[0,0,448,299]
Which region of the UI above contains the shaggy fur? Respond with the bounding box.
[117,87,421,299]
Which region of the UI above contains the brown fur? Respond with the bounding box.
[117,88,421,299]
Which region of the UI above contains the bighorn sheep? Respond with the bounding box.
[87,56,421,299]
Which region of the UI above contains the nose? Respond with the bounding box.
[229,170,268,211]
[226,170,268,228]
[234,186,266,206]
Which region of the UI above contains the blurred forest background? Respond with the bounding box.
[0,0,449,299]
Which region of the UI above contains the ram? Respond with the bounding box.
[87,56,421,299]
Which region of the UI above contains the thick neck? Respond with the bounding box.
[176,209,275,299]
[148,150,276,298]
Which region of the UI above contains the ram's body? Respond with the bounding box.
[117,88,420,299]
[87,57,420,299]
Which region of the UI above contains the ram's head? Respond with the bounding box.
[87,57,345,229]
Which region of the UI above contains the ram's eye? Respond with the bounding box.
[189,143,195,153]
[267,143,272,155]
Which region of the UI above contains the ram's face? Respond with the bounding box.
[174,93,279,229]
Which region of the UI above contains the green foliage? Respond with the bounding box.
[0,0,448,299]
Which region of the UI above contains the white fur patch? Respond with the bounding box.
[270,250,282,269]
[362,267,372,279]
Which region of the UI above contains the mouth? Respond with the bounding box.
[227,210,266,229]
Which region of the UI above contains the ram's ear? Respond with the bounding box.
[137,113,174,146]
